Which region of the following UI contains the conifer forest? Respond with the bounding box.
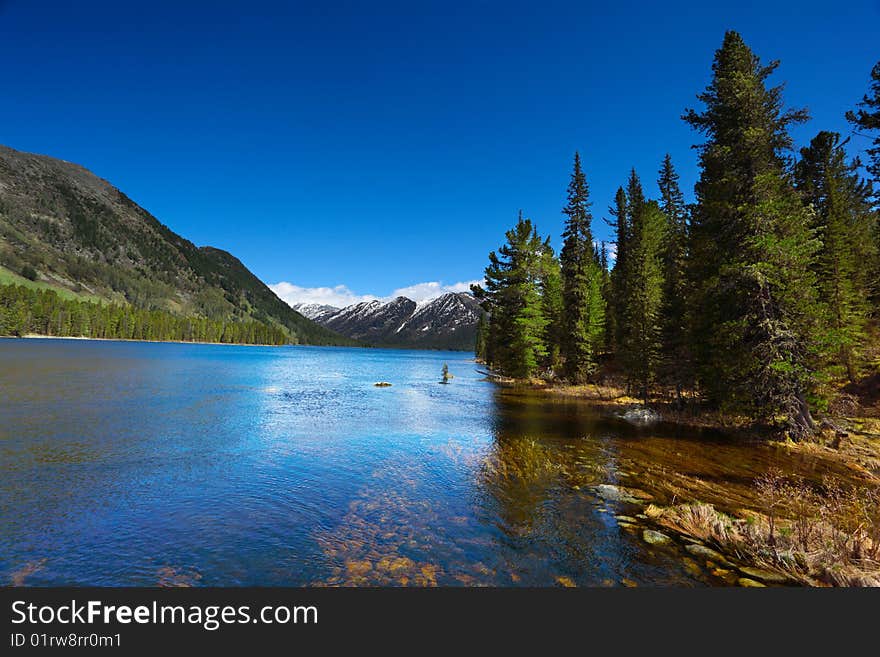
[473,31,880,440]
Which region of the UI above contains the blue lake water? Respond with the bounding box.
[0,338,833,586]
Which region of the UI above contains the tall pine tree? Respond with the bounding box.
[795,131,877,382]
[846,61,880,306]
[472,212,550,379]
[474,312,488,361]
[684,30,820,438]
[657,154,692,405]
[618,174,668,405]
[613,169,647,390]
[846,61,880,202]
[607,187,629,356]
[539,238,564,373]
[599,241,613,353]
[560,153,605,382]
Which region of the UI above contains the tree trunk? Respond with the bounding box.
[844,355,857,385]
[788,390,816,441]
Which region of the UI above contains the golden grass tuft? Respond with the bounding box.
[653,473,880,586]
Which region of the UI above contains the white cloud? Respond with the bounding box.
[593,240,617,265]
[388,280,482,304]
[269,282,378,309]
[269,279,482,309]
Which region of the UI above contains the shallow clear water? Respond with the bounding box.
[0,338,848,586]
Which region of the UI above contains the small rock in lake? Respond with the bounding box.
[594,484,652,505]
[738,566,790,584]
[685,544,732,567]
[642,529,671,546]
[712,568,739,585]
[374,382,392,387]
[615,515,638,524]
[737,577,766,588]
[682,557,703,577]
[622,407,662,425]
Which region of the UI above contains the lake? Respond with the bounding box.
[0,338,848,586]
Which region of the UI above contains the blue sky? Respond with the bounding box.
[1,1,877,306]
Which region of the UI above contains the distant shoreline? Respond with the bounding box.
[2,333,475,353]
[9,334,289,348]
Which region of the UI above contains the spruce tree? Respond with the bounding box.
[599,241,613,352]
[559,153,605,382]
[846,61,880,305]
[657,154,693,405]
[472,212,549,379]
[613,168,647,390]
[795,131,877,381]
[539,238,564,373]
[626,168,646,220]
[474,312,488,361]
[607,186,629,358]
[684,30,820,438]
[846,61,880,200]
[620,193,668,405]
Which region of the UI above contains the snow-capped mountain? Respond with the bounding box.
[292,292,483,350]
[292,303,340,322]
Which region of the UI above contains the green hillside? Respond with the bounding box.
[0,144,356,346]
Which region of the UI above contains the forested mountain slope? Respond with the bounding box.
[0,144,354,345]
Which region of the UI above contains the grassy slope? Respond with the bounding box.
[0,265,104,304]
[0,144,355,346]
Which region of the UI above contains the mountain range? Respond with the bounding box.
[0,144,353,345]
[293,292,482,350]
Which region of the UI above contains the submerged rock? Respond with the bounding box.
[621,407,662,425]
[615,515,639,524]
[713,569,740,585]
[738,566,790,584]
[594,484,652,505]
[685,544,733,567]
[681,557,703,577]
[642,529,671,546]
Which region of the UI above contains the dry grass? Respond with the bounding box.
[654,472,880,586]
[479,438,564,485]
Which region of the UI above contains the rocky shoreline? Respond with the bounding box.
[484,373,880,587]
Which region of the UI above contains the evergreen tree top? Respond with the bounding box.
[607,186,629,252]
[626,169,645,219]
[562,152,593,239]
[657,154,688,235]
[683,30,808,167]
[846,61,880,131]
[796,131,873,215]
[846,60,880,191]
[561,152,596,270]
